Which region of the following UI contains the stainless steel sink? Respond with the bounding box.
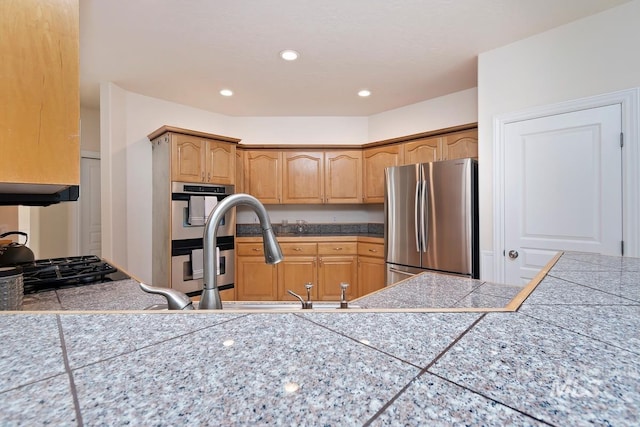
[221,302,360,310]
[144,301,360,311]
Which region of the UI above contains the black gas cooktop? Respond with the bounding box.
[17,255,130,294]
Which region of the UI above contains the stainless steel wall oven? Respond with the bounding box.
[170,182,235,295]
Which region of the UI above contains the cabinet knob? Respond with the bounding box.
[293,247,302,251]
[252,248,261,252]
[333,247,343,251]
[369,248,378,253]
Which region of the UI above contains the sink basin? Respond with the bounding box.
[222,302,360,310]
[144,302,360,311]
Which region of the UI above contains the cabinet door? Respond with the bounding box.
[403,137,442,164]
[362,145,403,203]
[357,256,386,297]
[277,256,318,301]
[236,256,278,300]
[244,151,282,204]
[1,0,80,186]
[282,151,324,204]
[219,288,236,301]
[205,141,235,185]
[441,130,478,160]
[317,256,358,301]
[325,151,362,203]
[172,134,205,182]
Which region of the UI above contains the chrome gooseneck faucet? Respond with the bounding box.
[201,193,283,309]
[141,193,283,310]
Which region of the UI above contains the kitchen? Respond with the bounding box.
[2,0,640,425]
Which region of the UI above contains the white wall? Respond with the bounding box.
[478,0,640,258]
[229,116,369,145]
[368,88,478,141]
[80,107,101,153]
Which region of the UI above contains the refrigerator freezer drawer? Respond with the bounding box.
[386,263,426,286]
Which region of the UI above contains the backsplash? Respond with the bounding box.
[237,222,383,237]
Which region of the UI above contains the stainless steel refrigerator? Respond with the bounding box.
[384,158,479,284]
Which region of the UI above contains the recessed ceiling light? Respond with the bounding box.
[280,49,300,61]
[220,89,233,97]
[358,89,371,97]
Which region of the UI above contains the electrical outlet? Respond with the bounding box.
[332,216,337,222]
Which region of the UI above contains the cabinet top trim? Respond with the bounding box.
[147,125,242,143]
[148,122,477,149]
[363,122,478,148]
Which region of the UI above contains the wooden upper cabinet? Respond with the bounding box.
[0,0,80,187]
[403,136,442,164]
[325,151,362,204]
[282,151,324,204]
[170,134,235,184]
[362,145,403,203]
[172,135,205,182]
[442,129,478,160]
[244,150,282,204]
[205,140,235,185]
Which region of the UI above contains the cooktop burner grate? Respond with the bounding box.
[18,255,129,294]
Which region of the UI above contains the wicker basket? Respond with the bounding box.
[0,267,23,310]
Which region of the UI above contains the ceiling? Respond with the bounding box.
[80,0,630,117]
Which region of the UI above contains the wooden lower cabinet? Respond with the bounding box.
[236,255,278,300]
[317,242,358,300]
[318,255,358,300]
[277,242,317,301]
[219,288,236,301]
[236,238,383,301]
[358,256,385,295]
[357,241,386,295]
[278,257,317,301]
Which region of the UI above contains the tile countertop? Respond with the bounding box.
[2,252,639,426]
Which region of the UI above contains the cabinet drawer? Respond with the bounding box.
[280,242,317,256]
[357,242,384,258]
[237,243,266,256]
[318,242,357,255]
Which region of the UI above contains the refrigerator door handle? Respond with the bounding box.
[414,181,421,252]
[421,179,428,252]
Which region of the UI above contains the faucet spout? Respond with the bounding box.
[200,193,283,310]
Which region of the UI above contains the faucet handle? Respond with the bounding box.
[139,282,194,310]
[339,282,349,309]
[304,282,313,306]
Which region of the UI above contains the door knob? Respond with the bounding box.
[508,250,519,259]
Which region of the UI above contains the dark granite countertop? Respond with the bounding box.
[236,222,383,238]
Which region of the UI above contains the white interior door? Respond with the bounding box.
[80,157,102,256]
[504,104,622,284]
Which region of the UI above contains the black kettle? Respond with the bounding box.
[0,231,35,266]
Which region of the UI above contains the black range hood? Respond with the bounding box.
[0,185,80,206]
